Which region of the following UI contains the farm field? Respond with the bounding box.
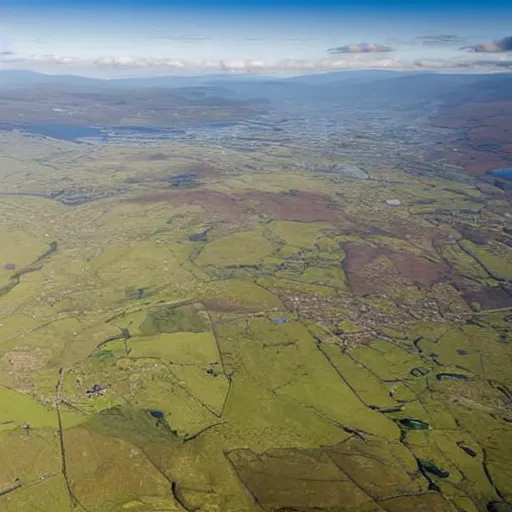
[0,71,511,512]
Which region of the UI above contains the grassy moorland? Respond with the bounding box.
[0,130,511,512]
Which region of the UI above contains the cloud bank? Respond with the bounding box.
[462,36,512,53]
[1,51,511,74]
[328,42,394,54]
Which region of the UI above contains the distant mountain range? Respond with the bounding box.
[0,68,509,87]
[0,70,271,88]
[1,69,510,107]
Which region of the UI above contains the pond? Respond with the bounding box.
[436,373,473,382]
[398,418,429,430]
[486,168,512,181]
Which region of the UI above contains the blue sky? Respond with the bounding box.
[1,0,511,76]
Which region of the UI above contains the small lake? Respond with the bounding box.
[0,122,209,143]
[486,168,512,181]
[0,120,274,143]
[0,123,104,142]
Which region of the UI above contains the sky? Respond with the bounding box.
[1,0,511,77]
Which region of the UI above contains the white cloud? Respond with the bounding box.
[462,36,512,53]
[94,56,189,68]
[18,54,78,64]
[2,52,512,74]
[328,43,394,54]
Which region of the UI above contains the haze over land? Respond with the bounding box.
[1,1,512,512]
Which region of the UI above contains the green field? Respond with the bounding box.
[0,131,511,511]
